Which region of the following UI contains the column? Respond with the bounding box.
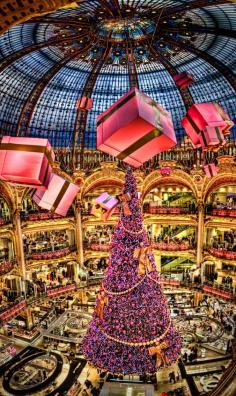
[13,210,26,280]
[75,200,84,269]
[196,202,205,278]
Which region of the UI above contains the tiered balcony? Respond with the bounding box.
[208,247,236,261]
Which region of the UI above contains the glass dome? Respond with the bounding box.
[0,0,235,151]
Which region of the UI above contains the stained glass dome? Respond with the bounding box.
[0,0,235,155]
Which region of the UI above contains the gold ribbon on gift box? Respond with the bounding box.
[149,341,170,369]
[96,292,109,320]
[0,143,54,165]
[133,245,153,275]
[118,193,131,215]
[51,180,71,212]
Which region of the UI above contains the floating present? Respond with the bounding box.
[204,163,217,178]
[92,193,119,221]
[33,173,79,216]
[97,88,177,168]
[0,136,54,188]
[77,96,93,111]
[161,166,172,176]
[95,193,118,211]
[173,71,194,89]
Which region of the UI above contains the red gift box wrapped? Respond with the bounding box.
[97,88,177,168]
[0,136,55,188]
[173,71,194,89]
[204,163,217,178]
[77,96,93,111]
[33,173,79,216]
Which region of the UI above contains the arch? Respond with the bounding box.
[142,170,198,200]
[0,0,77,35]
[0,181,15,211]
[80,164,125,199]
[203,174,236,203]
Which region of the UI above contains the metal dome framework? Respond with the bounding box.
[0,0,235,169]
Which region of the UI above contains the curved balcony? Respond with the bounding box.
[208,247,236,261]
[152,241,194,251]
[144,206,196,215]
[0,260,15,276]
[27,245,76,261]
[21,208,74,222]
[210,208,236,218]
[89,243,110,252]
[202,284,233,300]
[0,299,26,323]
[46,283,76,297]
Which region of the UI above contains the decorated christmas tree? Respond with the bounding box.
[82,168,182,374]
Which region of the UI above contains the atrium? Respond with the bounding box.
[0,1,235,395]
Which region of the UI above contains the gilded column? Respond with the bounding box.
[196,201,205,276]
[75,200,84,270]
[13,209,26,280]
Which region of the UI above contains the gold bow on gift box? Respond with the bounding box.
[149,341,170,369]
[91,204,115,221]
[96,292,109,320]
[118,193,131,215]
[133,245,153,275]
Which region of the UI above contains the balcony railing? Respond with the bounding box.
[27,245,76,261]
[152,242,194,251]
[46,283,76,297]
[0,260,15,276]
[0,299,26,322]
[208,247,236,261]
[86,242,194,252]
[210,208,236,218]
[21,208,74,221]
[202,285,233,300]
[144,206,196,215]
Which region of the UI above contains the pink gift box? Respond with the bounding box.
[204,163,217,178]
[201,126,225,146]
[77,96,93,111]
[0,136,55,188]
[182,103,227,137]
[33,173,79,216]
[95,193,118,211]
[173,71,194,88]
[97,88,177,168]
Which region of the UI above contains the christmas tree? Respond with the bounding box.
[82,168,182,374]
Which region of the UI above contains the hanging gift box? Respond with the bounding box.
[0,136,55,188]
[204,163,217,178]
[33,173,79,216]
[182,103,229,141]
[95,193,118,211]
[161,166,172,176]
[97,88,177,168]
[173,71,194,89]
[77,96,93,111]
